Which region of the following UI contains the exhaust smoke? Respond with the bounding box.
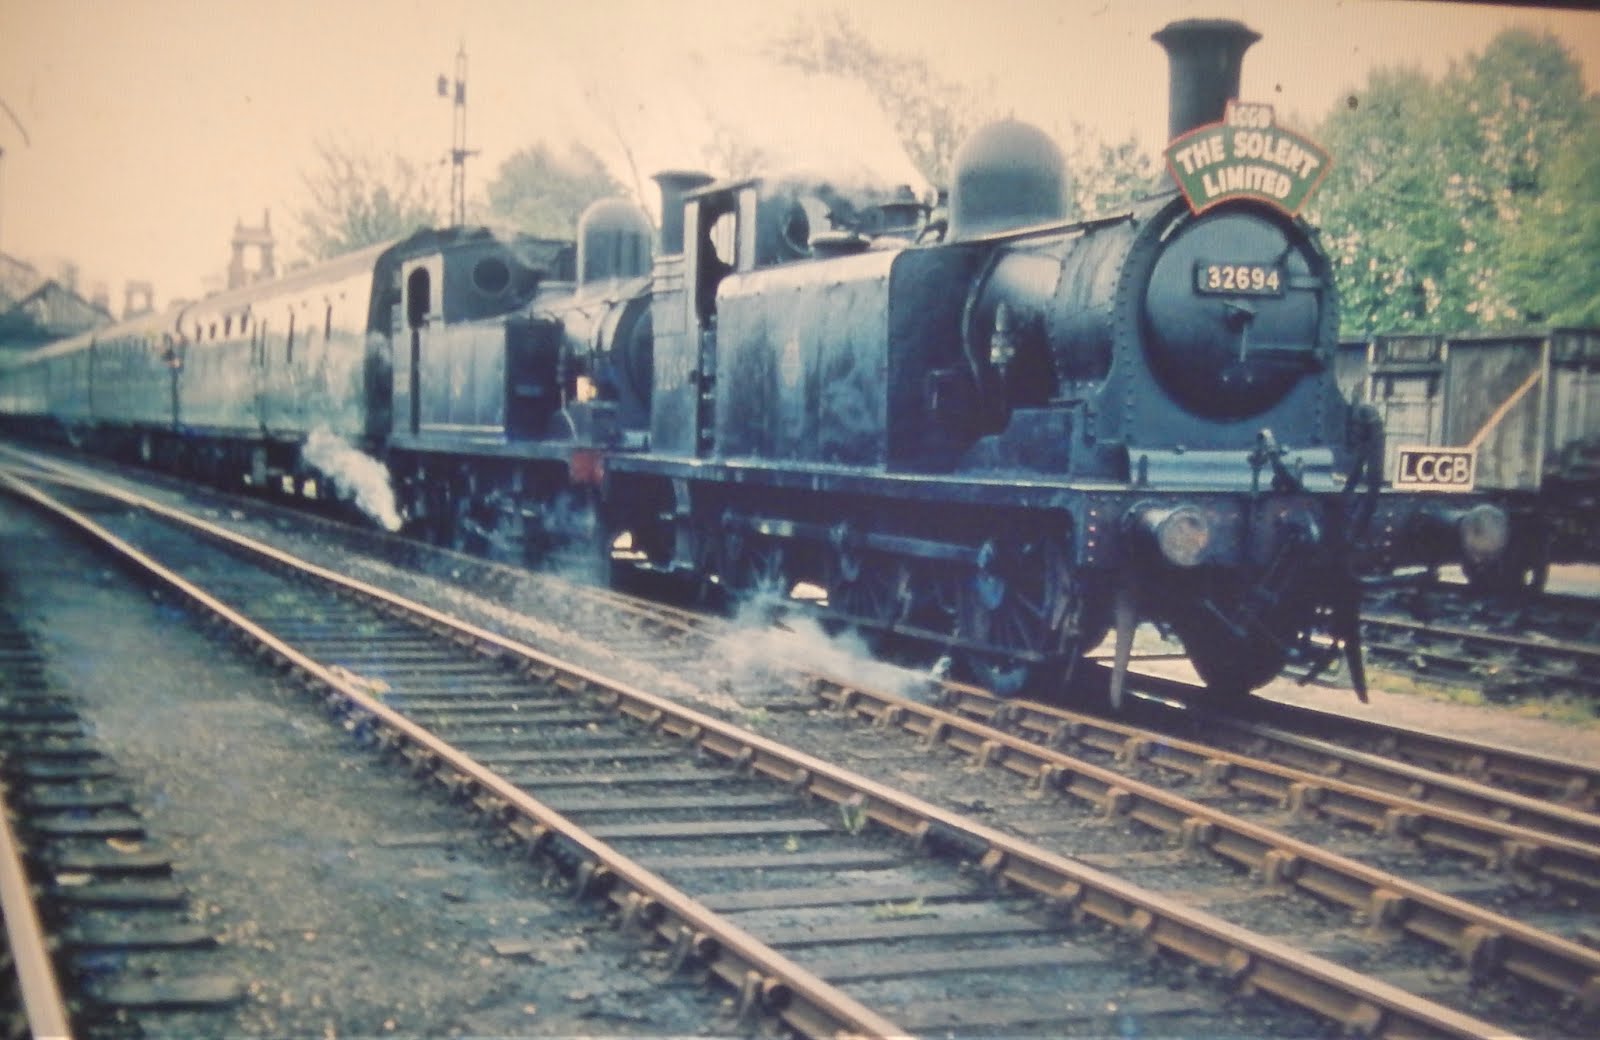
[300,426,403,532]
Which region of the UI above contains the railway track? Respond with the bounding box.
[1367,582,1600,648]
[9,440,1600,712]
[0,459,1570,1037]
[1360,584,1600,698]
[0,608,75,1040]
[0,602,246,1038]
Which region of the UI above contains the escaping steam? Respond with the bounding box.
[574,57,933,221]
[712,584,941,704]
[301,426,403,532]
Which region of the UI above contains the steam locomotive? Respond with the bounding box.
[0,19,1513,704]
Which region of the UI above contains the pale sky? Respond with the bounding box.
[1,0,1596,308]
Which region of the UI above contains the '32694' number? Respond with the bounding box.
[1194,261,1283,296]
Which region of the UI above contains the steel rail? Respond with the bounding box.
[1366,613,1600,662]
[0,467,1531,1040]
[0,779,74,1040]
[1364,585,1600,647]
[1243,697,1600,812]
[937,687,1600,884]
[1360,615,1600,696]
[1211,716,1600,846]
[809,675,1600,1018]
[0,469,906,1040]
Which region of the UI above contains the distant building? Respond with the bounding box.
[0,252,41,300]
[227,210,276,289]
[124,280,155,317]
[0,252,114,351]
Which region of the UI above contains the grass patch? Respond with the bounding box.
[1368,667,1599,726]
[1508,695,1599,726]
[838,800,869,835]
[870,897,929,921]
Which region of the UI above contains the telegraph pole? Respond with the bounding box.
[0,95,32,254]
[437,45,476,227]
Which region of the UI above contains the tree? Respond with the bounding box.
[1060,128,1164,218]
[1501,107,1600,325]
[767,11,1160,218]
[1307,68,1458,333]
[294,140,440,260]
[1309,29,1594,334]
[1441,29,1590,328]
[484,141,629,238]
[766,9,989,188]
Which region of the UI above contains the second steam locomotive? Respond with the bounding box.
[0,19,1512,703]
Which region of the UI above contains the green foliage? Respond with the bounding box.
[838,799,869,835]
[1309,29,1594,334]
[484,141,629,239]
[294,140,440,260]
[1060,128,1165,219]
[870,897,929,921]
[1308,68,1457,332]
[1500,103,1600,325]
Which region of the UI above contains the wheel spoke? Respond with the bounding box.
[954,533,1090,695]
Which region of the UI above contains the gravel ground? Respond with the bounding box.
[1250,562,1600,765]
[1253,671,1600,766]
[0,499,732,1039]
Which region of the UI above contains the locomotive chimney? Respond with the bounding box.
[652,170,714,255]
[1152,19,1261,141]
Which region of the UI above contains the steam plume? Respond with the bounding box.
[301,426,403,532]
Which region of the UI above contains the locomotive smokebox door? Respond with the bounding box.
[1142,205,1328,422]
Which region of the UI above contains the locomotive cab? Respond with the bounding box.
[650,173,930,461]
[387,228,574,445]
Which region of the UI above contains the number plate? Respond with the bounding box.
[1394,446,1476,491]
[1194,261,1284,296]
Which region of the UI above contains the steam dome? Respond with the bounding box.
[578,198,652,285]
[947,120,1069,241]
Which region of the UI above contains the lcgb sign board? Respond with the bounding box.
[1394,446,1477,492]
[1165,101,1331,217]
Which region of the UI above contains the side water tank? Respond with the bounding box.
[947,120,1069,241]
[578,198,653,286]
